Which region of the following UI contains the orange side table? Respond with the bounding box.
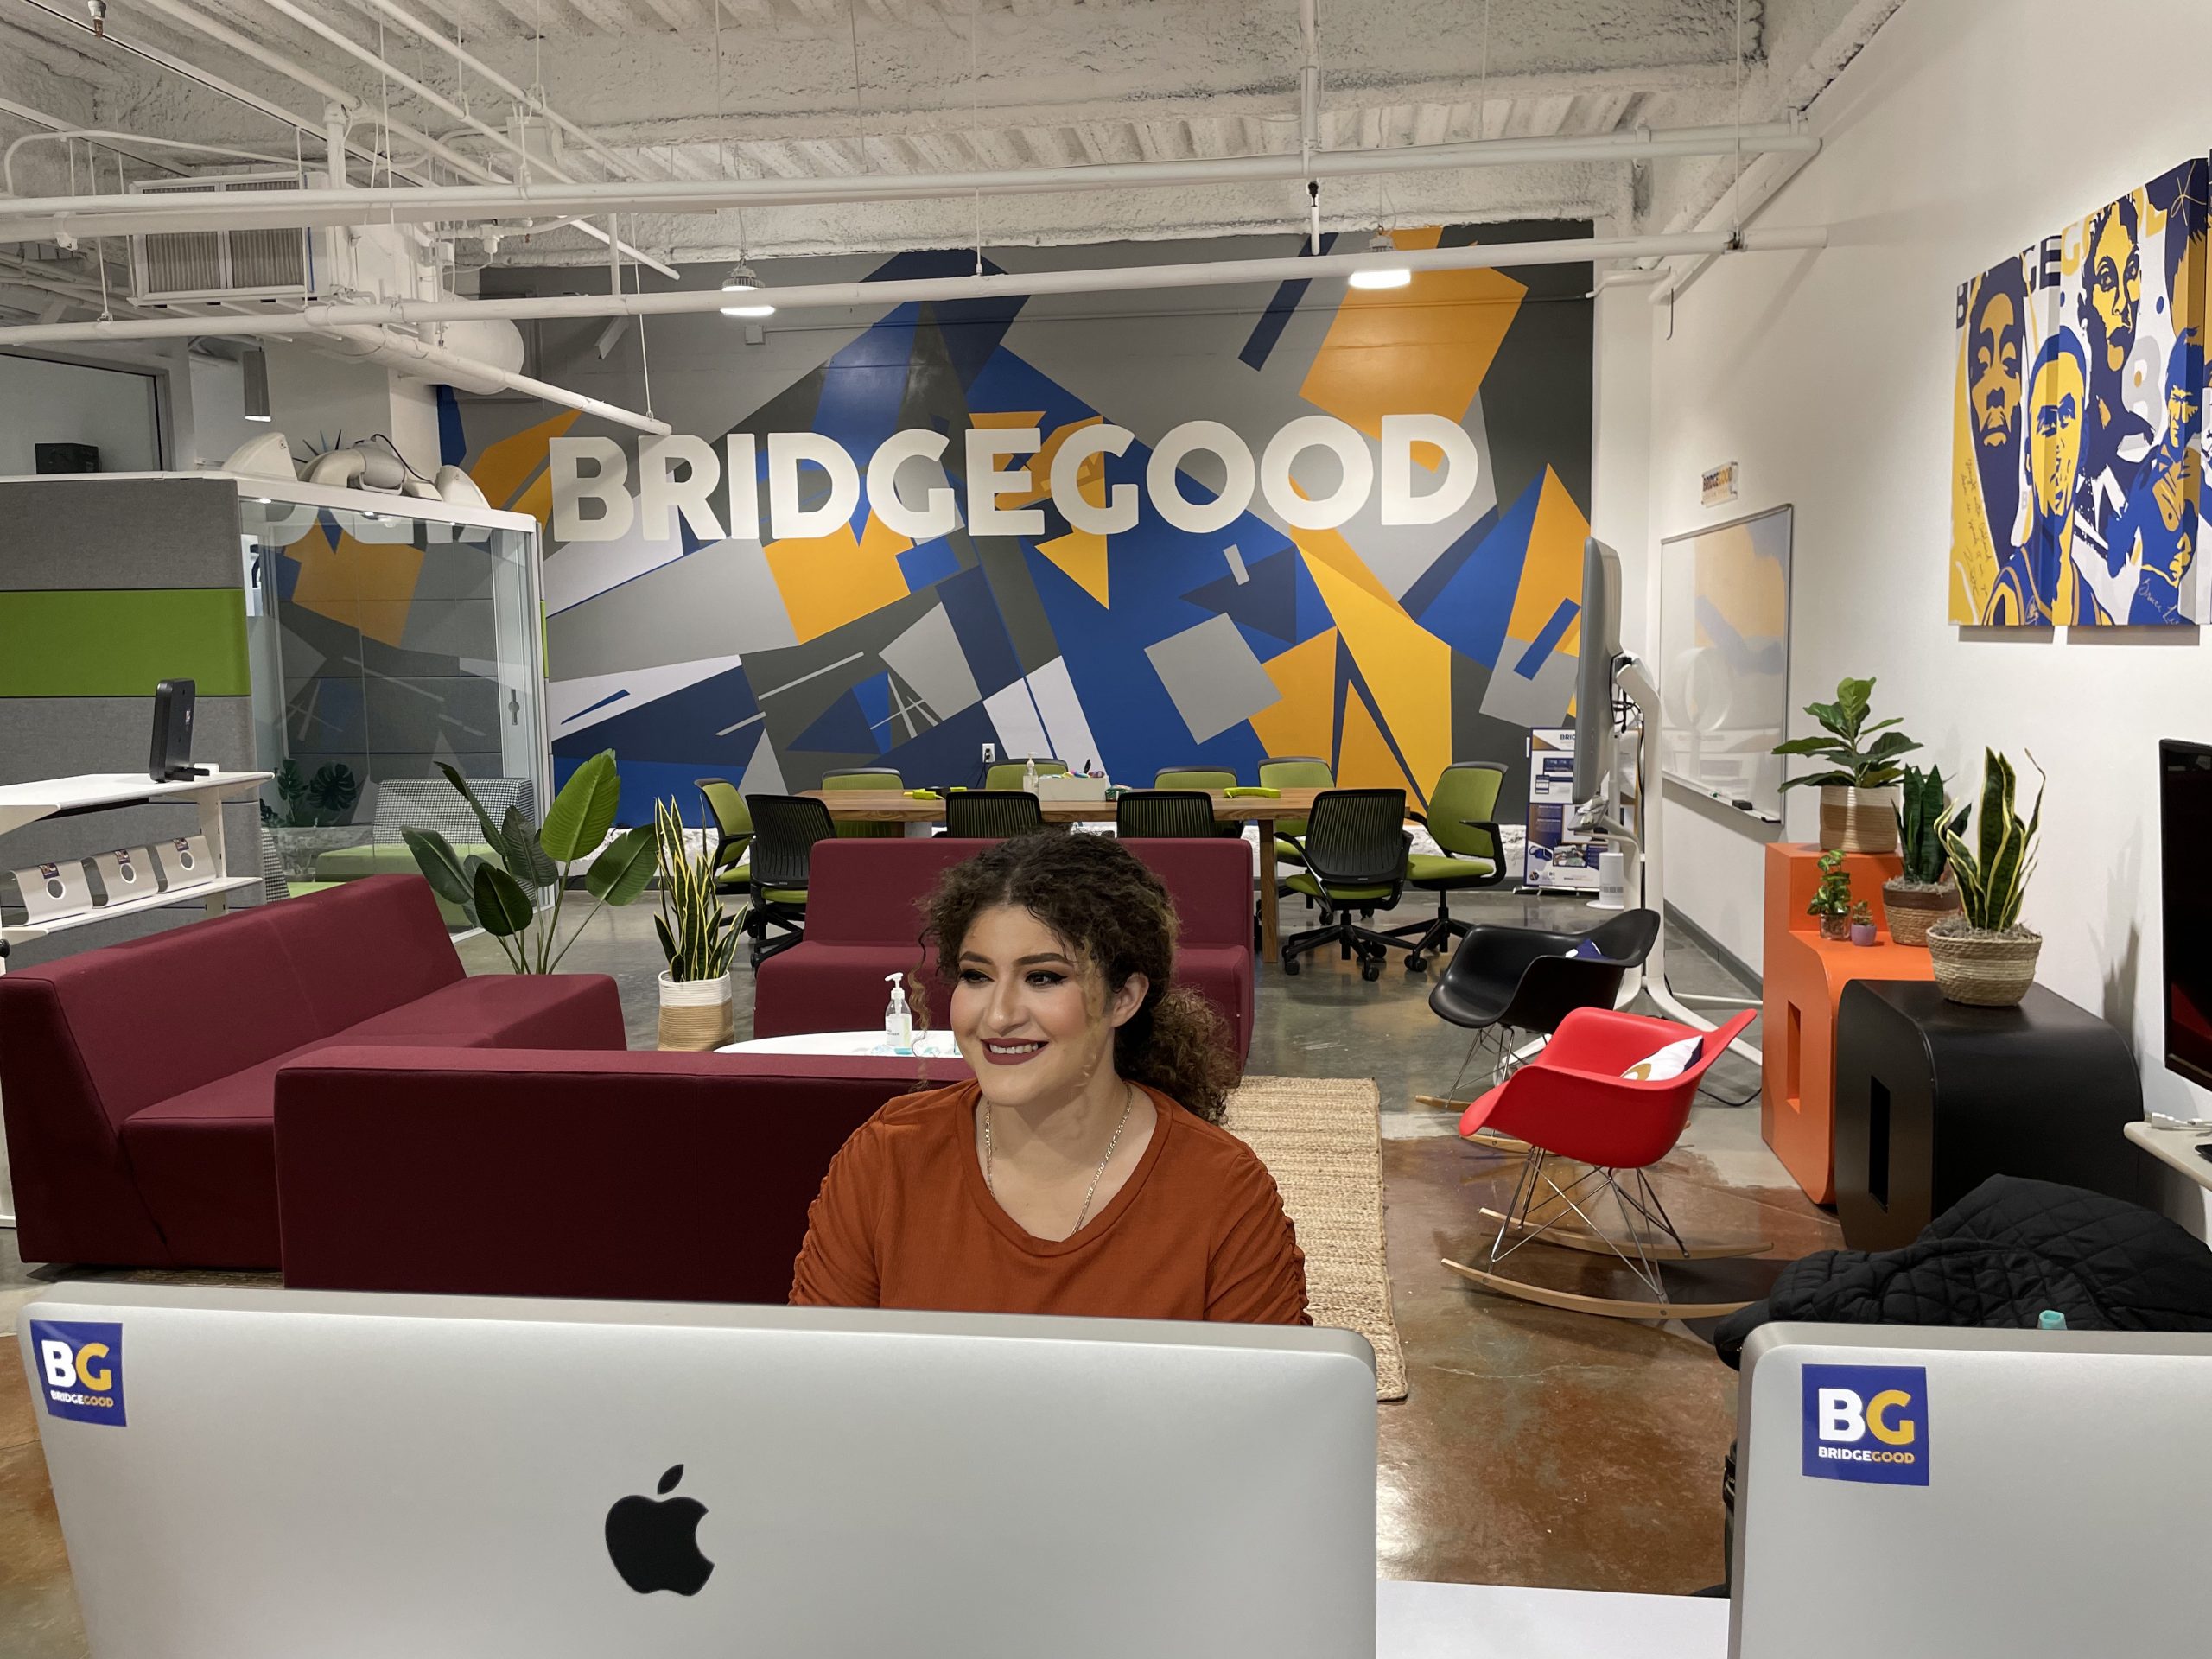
[1761,842,1936,1204]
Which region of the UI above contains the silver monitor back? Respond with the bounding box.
[1572,537,1622,803]
[22,1284,1377,1659]
[1732,1322,2212,1659]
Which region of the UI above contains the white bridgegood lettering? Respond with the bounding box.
[1149,421,1255,534]
[767,432,861,540]
[867,429,959,540]
[1051,423,1138,534]
[1260,415,1373,531]
[40,1340,76,1389]
[723,434,761,541]
[1818,1389,1866,1443]
[1380,413,1482,525]
[965,428,1046,537]
[549,436,634,542]
[637,435,725,543]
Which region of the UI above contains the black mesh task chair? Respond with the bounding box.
[695,778,753,897]
[741,794,838,966]
[944,790,1045,838]
[1424,907,1662,1107]
[1154,766,1245,839]
[1279,789,1411,982]
[1116,790,1218,838]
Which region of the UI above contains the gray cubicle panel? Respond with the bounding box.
[0,476,264,969]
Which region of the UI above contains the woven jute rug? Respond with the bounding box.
[1220,1075,1406,1401]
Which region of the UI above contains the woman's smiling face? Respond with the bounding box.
[950,904,1145,1111]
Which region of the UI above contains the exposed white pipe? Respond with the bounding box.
[0,123,1823,245]
[255,0,679,281]
[325,326,670,435]
[2,131,298,197]
[0,229,1830,347]
[1650,131,1823,308]
[351,0,666,188]
[9,0,435,189]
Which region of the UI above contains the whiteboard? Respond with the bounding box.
[1656,505,1793,822]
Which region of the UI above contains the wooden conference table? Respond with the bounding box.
[801,786,1325,963]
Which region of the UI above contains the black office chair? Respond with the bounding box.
[1279,789,1410,982]
[1424,907,1662,1106]
[741,794,837,966]
[944,790,1045,838]
[1116,790,1218,838]
[1154,766,1245,839]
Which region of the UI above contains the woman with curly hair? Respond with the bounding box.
[790,832,1307,1325]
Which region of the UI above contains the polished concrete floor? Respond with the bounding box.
[0,885,1837,1651]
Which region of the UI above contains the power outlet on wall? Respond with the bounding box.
[981,743,996,763]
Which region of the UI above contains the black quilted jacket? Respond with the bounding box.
[1714,1176,2212,1369]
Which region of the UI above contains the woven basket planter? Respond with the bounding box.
[1819,785,1899,854]
[1882,878,1961,947]
[658,971,735,1051]
[1925,921,2042,1007]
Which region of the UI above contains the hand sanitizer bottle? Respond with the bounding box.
[1023,753,1039,792]
[883,971,912,1055]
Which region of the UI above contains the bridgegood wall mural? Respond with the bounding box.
[1952,159,2207,626]
[448,226,1595,822]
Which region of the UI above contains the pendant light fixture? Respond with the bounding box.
[1347,230,1412,290]
[719,263,775,318]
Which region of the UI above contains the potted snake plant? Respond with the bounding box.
[1925,749,2044,1006]
[652,798,743,1051]
[1883,763,1968,946]
[1772,676,1919,854]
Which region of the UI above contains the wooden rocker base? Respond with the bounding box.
[1442,1257,1754,1322]
[1476,1208,1770,1261]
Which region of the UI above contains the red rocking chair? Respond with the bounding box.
[1442,1006,1764,1320]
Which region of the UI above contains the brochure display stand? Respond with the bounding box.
[0,770,272,1227]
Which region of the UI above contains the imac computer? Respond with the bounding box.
[2159,739,2212,1089]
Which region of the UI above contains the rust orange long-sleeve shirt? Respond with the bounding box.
[790,1079,1310,1325]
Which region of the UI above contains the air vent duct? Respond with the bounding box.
[130,172,315,304]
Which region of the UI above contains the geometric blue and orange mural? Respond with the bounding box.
[452,224,1596,823]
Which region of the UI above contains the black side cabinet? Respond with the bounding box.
[1834,980,2145,1249]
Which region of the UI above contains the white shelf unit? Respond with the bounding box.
[0,769,273,1229]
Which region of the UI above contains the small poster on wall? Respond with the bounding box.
[1950,156,2208,626]
[1524,728,1605,894]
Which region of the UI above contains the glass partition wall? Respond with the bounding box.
[242,493,546,918]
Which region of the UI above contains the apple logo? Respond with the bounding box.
[604,1464,715,1596]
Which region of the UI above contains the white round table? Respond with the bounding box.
[718,1028,963,1058]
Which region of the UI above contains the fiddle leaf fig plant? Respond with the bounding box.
[1937,749,2044,933]
[1772,676,1920,792]
[403,750,656,973]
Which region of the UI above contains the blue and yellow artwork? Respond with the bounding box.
[1953,158,2207,626]
[448,226,1597,821]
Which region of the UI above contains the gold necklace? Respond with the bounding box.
[982,1083,1138,1234]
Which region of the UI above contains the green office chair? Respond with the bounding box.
[1280,788,1412,982]
[1386,760,1509,972]
[741,793,836,965]
[944,790,1046,838]
[985,757,1068,791]
[1116,790,1218,838]
[1154,766,1244,839]
[1258,754,1333,874]
[694,778,753,896]
[821,766,903,839]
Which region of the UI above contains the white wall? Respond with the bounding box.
[1612,0,2212,1164]
[0,353,161,475]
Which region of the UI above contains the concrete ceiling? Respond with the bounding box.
[0,0,1902,281]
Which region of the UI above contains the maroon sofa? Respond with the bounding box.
[0,874,623,1268]
[276,1047,969,1302]
[752,836,1255,1064]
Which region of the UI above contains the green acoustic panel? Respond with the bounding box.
[0,588,250,696]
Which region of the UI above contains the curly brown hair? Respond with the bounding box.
[912,833,1242,1122]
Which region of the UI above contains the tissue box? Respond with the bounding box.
[1033,774,1110,802]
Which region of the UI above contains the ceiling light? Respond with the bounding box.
[1347,231,1412,290]
[719,263,775,318]
[242,344,273,421]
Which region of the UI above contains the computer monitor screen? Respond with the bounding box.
[1571,537,1622,803]
[2160,739,2212,1089]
